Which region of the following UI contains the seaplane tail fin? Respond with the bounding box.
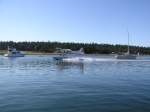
[79,48,85,54]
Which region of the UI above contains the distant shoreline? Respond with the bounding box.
[0,50,112,55]
[0,50,149,56]
[0,51,57,55]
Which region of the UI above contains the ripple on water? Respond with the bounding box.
[0,55,150,112]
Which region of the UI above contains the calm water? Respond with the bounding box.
[0,55,150,112]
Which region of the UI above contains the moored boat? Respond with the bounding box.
[115,52,136,59]
[3,46,25,57]
[115,29,136,59]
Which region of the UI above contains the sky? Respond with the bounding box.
[0,0,150,47]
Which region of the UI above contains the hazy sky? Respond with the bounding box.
[0,0,150,47]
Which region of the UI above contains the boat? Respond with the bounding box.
[115,30,136,59]
[3,46,25,57]
[115,52,136,59]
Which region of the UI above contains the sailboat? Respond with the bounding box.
[115,30,137,59]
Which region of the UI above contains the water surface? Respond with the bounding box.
[0,55,150,112]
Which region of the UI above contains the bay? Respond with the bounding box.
[0,55,150,112]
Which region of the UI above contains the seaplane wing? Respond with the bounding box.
[55,48,72,53]
[55,48,84,54]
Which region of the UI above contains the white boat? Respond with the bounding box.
[3,46,25,57]
[115,30,136,59]
[115,52,136,59]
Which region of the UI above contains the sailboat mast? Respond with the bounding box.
[127,28,129,53]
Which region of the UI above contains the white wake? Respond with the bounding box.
[63,57,150,62]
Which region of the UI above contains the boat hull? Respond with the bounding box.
[115,55,136,59]
[3,54,25,57]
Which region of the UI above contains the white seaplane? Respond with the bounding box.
[53,48,84,60]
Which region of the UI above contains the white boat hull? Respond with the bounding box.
[3,54,25,57]
[115,54,136,59]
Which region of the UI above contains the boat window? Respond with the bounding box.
[12,52,17,54]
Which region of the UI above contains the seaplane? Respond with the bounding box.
[53,48,85,60]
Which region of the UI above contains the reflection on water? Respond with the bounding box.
[55,61,84,73]
[0,55,150,112]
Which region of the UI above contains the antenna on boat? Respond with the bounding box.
[127,28,129,53]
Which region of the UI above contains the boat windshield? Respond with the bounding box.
[12,52,17,54]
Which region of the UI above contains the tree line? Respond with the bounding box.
[0,41,150,54]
